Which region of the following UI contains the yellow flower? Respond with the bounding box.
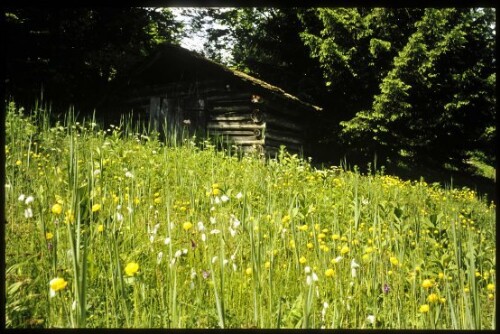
[183,222,193,231]
[487,283,495,292]
[49,277,68,292]
[46,232,54,240]
[421,279,433,289]
[439,297,446,304]
[212,188,221,196]
[390,257,399,266]
[97,224,104,232]
[125,262,139,276]
[91,204,101,212]
[51,203,63,215]
[16,160,22,166]
[298,224,308,231]
[419,304,430,313]
[245,267,252,275]
[332,234,340,240]
[264,261,271,269]
[154,197,162,204]
[340,245,350,254]
[427,293,439,303]
[307,242,314,249]
[325,268,335,277]
[281,215,291,225]
[299,256,307,264]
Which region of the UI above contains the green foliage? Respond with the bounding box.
[5,103,496,329]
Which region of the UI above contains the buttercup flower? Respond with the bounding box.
[125,262,139,276]
[91,204,101,212]
[49,277,68,297]
[419,304,430,313]
[51,203,63,215]
[421,279,433,289]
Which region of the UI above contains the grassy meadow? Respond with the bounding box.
[4,102,496,329]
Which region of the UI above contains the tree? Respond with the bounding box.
[340,8,496,167]
[5,8,184,112]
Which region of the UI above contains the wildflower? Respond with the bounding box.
[281,215,291,225]
[333,256,343,264]
[419,304,430,313]
[366,315,376,325]
[383,283,390,294]
[307,242,314,249]
[427,293,439,303]
[49,277,68,297]
[25,196,34,204]
[210,229,221,234]
[340,245,350,254]
[389,257,399,266]
[91,204,101,212]
[51,203,63,215]
[265,261,271,269]
[125,262,139,276]
[154,197,161,204]
[332,234,340,240]
[164,237,171,245]
[16,160,22,166]
[46,232,54,240]
[325,268,335,277]
[351,259,360,278]
[305,266,312,274]
[245,267,252,275]
[487,283,495,292]
[157,252,163,264]
[299,256,307,264]
[488,293,494,300]
[421,279,433,289]
[220,195,229,202]
[202,270,210,279]
[183,222,193,231]
[197,221,205,231]
[125,171,134,178]
[235,192,243,199]
[97,224,104,232]
[18,194,26,202]
[175,250,183,258]
[298,225,308,231]
[24,208,33,218]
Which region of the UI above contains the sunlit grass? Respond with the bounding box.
[5,101,496,329]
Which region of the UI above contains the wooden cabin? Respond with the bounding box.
[109,44,322,157]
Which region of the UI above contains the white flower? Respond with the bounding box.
[334,256,343,263]
[149,235,155,244]
[229,227,237,237]
[214,197,221,204]
[157,252,164,264]
[305,266,311,274]
[201,233,206,242]
[18,194,26,202]
[164,237,171,245]
[231,215,241,228]
[223,259,229,266]
[182,248,188,255]
[174,250,182,258]
[115,212,124,222]
[312,272,319,282]
[351,259,360,278]
[235,192,243,199]
[197,221,205,231]
[306,275,313,286]
[24,208,33,218]
[93,169,101,176]
[212,256,218,264]
[190,268,197,279]
[125,171,134,178]
[232,263,238,271]
[210,229,221,234]
[220,195,229,202]
[209,217,216,224]
[25,196,34,204]
[367,315,376,325]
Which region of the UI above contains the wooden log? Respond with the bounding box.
[206,92,252,102]
[265,131,303,146]
[207,122,265,130]
[209,130,259,136]
[265,114,302,132]
[210,113,255,121]
[211,105,253,113]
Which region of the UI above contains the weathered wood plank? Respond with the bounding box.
[211,105,253,113]
[207,122,265,130]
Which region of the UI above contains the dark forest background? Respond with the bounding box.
[3,7,496,198]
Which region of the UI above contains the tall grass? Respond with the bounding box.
[4,101,496,328]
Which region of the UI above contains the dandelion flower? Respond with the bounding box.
[487,283,495,292]
[419,304,430,313]
[97,224,104,232]
[299,256,307,264]
[51,203,63,215]
[389,257,399,266]
[46,232,54,240]
[91,204,101,212]
[245,267,252,276]
[125,262,139,276]
[183,222,193,231]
